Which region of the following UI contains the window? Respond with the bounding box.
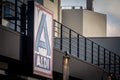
[4,4,11,18]
[3,1,15,19]
[50,0,54,2]
[2,1,15,29]
[36,0,43,5]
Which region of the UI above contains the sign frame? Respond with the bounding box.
[33,2,53,79]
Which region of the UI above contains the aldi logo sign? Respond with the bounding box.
[34,2,53,78]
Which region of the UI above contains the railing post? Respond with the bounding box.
[109,51,111,74]
[77,34,79,58]
[60,24,63,50]
[84,38,87,61]
[69,29,71,54]
[20,4,26,34]
[15,0,18,31]
[98,45,100,66]
[104,48,106,69]
[91,42,93,64]
[114,54,116,74]
[0,0,2,25]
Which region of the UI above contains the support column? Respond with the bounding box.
[63,52,70,80]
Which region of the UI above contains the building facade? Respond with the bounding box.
[0,0,120,80]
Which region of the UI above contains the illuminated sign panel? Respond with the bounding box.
[34,2,53,78]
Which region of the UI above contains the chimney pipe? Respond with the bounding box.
[86,0,93,11]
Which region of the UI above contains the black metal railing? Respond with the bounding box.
[0,0,27,35]
[53,20,120,75]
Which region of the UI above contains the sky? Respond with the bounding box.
[61,0,120,37]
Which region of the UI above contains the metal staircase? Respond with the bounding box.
[53,20,120,80]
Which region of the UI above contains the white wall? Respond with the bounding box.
[44,0,61,22]
[83,10,106,37]
[62,9,83,35]
[62,9,107,37]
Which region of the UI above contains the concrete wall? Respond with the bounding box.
[53,48,108,80]
[0,26,20,60]
[62,9,106,37]
[44,0,61,22]
[83,10,106,37]
[89,37,120,56]
[62,9,83,35]
[28,0,61,22]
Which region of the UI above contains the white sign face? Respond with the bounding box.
[34,2,53,78]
